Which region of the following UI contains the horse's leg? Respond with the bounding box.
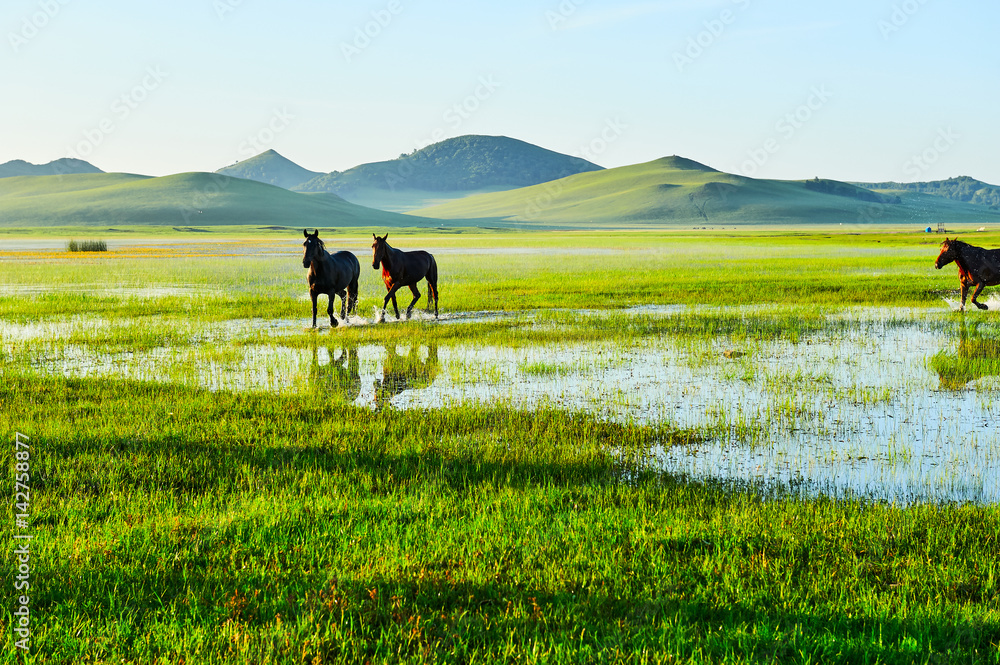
[347,277,359,316]
[960,282,969,312]
[382,285,403,320]
[427,279,438,318]
[972,282,989,310]
[310,293,318,328]
[406,284,421,319]
[327,294,338,328]
[336,289,348,320]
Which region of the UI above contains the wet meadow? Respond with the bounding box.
[2,229,999,663]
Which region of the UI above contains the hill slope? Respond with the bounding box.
[0,172,447,228]
[0,158,103,178]
[215,149,323,190]
[412,156,1000,227]
[855,176,1000,209]
[293,135,604,211]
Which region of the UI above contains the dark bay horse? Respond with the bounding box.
[371,234,439,321]
[935,237,1000,311]
[302,229,360,327]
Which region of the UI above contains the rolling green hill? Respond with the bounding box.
[0,172,448,228]
[412,156,1000,227]
[215,149,323,190]
[855,176,1000,209]
[293,135,604,211]
[0,157,103,178]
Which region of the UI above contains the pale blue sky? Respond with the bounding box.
[3,0,997,183]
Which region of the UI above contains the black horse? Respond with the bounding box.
[371,233,439,321]
[935,237,1000,311]
[302,229,360,328]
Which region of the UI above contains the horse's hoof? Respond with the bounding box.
[977,303,989,310]
[330,319,339,328]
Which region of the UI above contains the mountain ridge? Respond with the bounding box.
[411,157,1000,227]
[215,149,323,190]
[0,158,103,178]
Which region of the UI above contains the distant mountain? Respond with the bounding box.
[215,149,323,190]
[411,156,1000,227]
[0,172,449,228]
[0,158,103,178]
[855,176,1000,209]
[293,135,604,211]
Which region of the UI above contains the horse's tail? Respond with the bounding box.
[427,255,439,316]
[348,254,361,314]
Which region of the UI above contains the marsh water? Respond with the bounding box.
[4,304,999,504]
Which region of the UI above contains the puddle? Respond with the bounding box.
[4,307,1000,504]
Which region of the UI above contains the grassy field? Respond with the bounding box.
[2,229,999,663]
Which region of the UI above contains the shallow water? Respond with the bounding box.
[5,306,1000,504]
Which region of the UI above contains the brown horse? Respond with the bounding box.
[371,234,439,321]
[935,237,1000,311]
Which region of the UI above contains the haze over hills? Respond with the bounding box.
[291,135,605,211]
[215,149,323,190]
[0,158,103,178]
[0,172,449,228]
[412,156,1000,227]
[7,137,1000,229]
[855,176,1000,209]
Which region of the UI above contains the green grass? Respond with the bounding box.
[412,157,1000,227]
[66,239,107,252]
[3,230,1000,663]
[3,373,999,664]
[931,318,1000,389]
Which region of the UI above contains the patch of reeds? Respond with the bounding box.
[67,239,108,252]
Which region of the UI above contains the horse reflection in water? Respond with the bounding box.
[374,344,439,410]
[933,318,1000,389]
[307,343,362,403]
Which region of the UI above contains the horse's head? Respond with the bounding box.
[935,237,959,269]
[372,233,389,269]
[302,229,324,268]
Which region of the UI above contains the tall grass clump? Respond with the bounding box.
[67,239,108,252]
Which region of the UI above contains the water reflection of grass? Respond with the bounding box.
[933,318,1000,389]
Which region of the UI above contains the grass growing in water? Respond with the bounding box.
[3,231,1000,662]
[3,372,999,663]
